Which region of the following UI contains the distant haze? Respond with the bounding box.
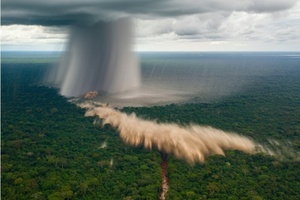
[75,52,300,107]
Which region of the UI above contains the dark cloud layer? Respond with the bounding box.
[2,0,298,26]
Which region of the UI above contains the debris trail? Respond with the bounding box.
[160,152,169,200]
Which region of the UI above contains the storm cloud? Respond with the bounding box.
[2,0,298,26]
[2,0,300,51]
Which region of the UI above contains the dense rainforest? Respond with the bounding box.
[1,59,300,199]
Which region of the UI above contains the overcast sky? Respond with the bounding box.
[1,0,300,51]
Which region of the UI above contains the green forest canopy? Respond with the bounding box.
[1,62,300,199]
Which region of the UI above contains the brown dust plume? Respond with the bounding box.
[81,103,271,164]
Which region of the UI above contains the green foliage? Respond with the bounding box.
[2,60,300,199]
[1,64,161,199]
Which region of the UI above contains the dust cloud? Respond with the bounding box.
[79,103,278,164]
